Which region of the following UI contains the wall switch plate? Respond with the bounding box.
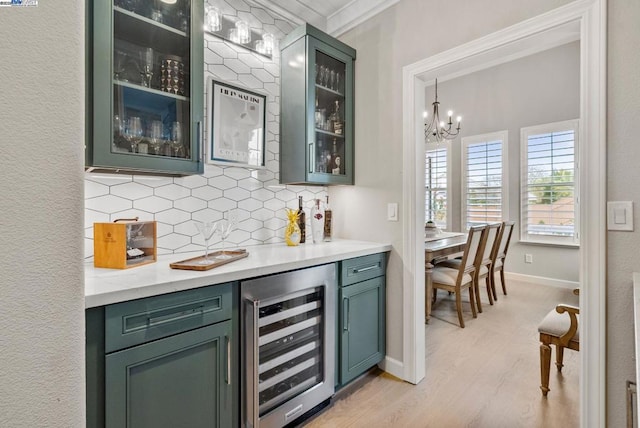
[525,254,533,263]
[387,203,398,221]
[607,201,634,231]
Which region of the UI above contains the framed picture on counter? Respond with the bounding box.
[207,78,266,168]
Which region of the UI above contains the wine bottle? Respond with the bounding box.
[323,195,332,242]
[310,199,324,244]
[297,196,306,243]
[331,139,341,175]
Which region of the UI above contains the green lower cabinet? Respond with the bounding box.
[339,276,386,386]
[105,321,233,428]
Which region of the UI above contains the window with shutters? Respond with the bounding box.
[461,131,508,230]
[521,120,579,246]
[425,143,450,230]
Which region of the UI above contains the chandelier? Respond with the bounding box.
[424,79,462,143]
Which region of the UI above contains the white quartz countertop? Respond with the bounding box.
[85,239,392,308]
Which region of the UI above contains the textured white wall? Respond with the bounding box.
[430,42,580,282]
[0,0,85,427]
[607,0,640,426]
[333,0,574,367]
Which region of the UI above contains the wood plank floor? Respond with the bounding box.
[303,279,580,428]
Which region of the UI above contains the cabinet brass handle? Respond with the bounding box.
[343,297,349,331]
[226,335,231,385]
[353,264,378,274]
[197,121,203,163]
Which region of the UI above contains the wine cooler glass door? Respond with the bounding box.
[242,264,335,428]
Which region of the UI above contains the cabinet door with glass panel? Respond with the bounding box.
[88,0,204,175]
[280,24,355,185]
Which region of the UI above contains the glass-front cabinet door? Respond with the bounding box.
[88,0,204,175]
[280,24,356,185]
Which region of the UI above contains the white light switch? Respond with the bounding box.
[607,201,634,231]
[387,203,398,221]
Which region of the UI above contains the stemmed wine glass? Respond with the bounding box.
[140,47,154,88]
[193,220,219,265]
[125,117,143,153]
[170,121,183,157]
[216,209,238,260]
[149,120,163,155]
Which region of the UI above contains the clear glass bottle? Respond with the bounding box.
[297,196,306,243]
[310,199,324,244]
[323,195,332,242]
[329,100,342,135]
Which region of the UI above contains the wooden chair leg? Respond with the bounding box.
[540,342,552,396]
[455,287,465,328]
[500,268,507,295]
[485,276,494,305]
[432,288,438,304]
[469,285,477,318]
[490,269,498,301]
[555,345,565,372]
[474,278,483,314]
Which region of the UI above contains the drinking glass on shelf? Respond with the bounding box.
[170,121,183,157]
[149,120,163,155]
[193,220,219,265]
[329,70,336,90]
[125,117,143,153]
[216,209,238,259]
[113,114,125,151]
[140,47,154,88]
[334,72,341,92]
[113,51,127,82]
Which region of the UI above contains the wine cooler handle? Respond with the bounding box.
[197,121,203,163]
[225,335,231,385]
[309,142,314,173]
[342,297,349,331]
[247,298,260,427]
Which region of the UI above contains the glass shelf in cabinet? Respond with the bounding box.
[114,6,189,38]
[315,84,343,97]
[114,80,189,102]
[315,128,345,138]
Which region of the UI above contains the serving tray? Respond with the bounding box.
[169,249,248,271]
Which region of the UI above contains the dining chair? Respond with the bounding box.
[439,223,500,313]
[538,288,580,396]
[489,221,515,300]
[431,225,487,328]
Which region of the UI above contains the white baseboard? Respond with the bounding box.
[379,355,404,381]
[504,271,579,290]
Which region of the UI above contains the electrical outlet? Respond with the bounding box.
[525,254,533,264]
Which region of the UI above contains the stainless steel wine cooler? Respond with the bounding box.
[241,264,336,428]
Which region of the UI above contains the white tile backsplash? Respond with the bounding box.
[83,0,326,260]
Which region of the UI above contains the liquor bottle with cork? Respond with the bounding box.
[323,195,332,242]
[297,196,306,243]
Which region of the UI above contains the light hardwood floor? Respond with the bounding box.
[304,279,579,428]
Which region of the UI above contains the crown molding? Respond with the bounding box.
[326,0,399,36]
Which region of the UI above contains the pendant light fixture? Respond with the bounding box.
[424,79,462,143]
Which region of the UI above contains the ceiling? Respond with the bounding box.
[252,0,399,36]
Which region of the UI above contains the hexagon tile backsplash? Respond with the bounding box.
[84,0,327,259]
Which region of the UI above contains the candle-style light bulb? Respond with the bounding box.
[456,116,462,123]
[447,110,453,118]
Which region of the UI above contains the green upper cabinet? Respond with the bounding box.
[280,24,356,185]
[87,0,204,175]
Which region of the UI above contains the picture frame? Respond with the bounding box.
[207,78,266,167]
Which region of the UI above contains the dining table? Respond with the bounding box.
[425,232,468,323]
